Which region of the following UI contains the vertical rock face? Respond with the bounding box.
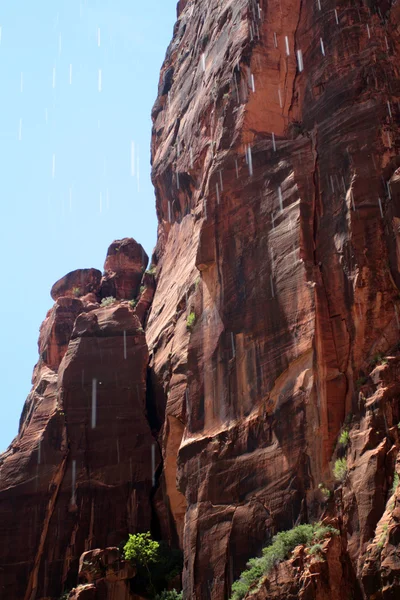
[0,239,158,600]
[148,0,400,598]
[2,1,400,600]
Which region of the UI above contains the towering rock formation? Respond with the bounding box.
[0,239,157,600]
[148,0,400,597]
[1,0,400,599]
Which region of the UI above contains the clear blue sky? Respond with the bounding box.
[0,0,177,451]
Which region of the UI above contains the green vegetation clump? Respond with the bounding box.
[186,311,196,330]
[123,532,183,598]
[155,591,182,600]
[308,543,323,555]
[230,523,339,600]
[339,429,350,447]
[318,483,331,500]
[101,296,116,307]
[129,299,137,309]
[333,458,347,482]
[391,471,399,495]
[377,523,389,549]
[72,287,81,297]
[140,285,146,295]
[146,265,156,275]
[124,531,159,568]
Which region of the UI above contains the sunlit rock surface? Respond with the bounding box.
[147,0,400,597]
[2,0,400,598]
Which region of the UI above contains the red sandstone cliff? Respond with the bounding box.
[2,0,400,599]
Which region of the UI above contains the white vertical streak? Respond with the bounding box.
[231,332,236,358]
[378,197,383,218]
[320,38,325,56]
[278,186,283,211]
[123,330,127,360]
[168,200,172,222]
[201,53,206,72]
[235,159,239,178]
[270,275,275,297]
[387,101,392,119]
[247,146,253,176]
[285,36,290,56]
[317,0,321,10]
[273,32,277,48]
[216,182,220,204]
[272,132,276,151]
[334,9,339,24]
[251,73,255,92]
[278,88,282,108]
[366,24,370,38]
[297,49,303,72]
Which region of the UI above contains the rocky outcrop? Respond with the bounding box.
[0,239,160,600]
[246,532,358,600]
[100,238,148,300]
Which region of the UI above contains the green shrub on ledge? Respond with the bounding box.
[333,458,347,482]
[230,523,339,599]
[186,311,196,330]
[101,296,116,307]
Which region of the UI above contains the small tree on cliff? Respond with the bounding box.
[124,532,159,592]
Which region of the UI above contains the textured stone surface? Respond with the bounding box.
[147,0,400,598]
[0,243,158,600]
[100,238,148,301]
[51,269,102,301]
[247,532,359,600]
[2,0,400,599]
